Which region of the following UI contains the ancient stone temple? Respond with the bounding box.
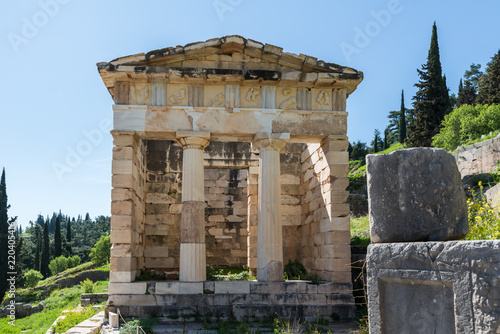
[98,36,363,319]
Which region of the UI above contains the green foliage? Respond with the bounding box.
[432,104,500,151]
[0,284,84,334]
[48,255,81,276]
[349,140,368,161]
[41,222,50,277]
[465,182,500,240]
[89,235,111,266]
[351,215,371,246]
[54,217,62,257]
[49,256,68,276]
[407,22,450,147]
[67,255,81,268]
[478,50,500,105]
[119,318,158,334]
[399,90,407,143]
[53,306,98,334]
[371,129,382,153]
[136,269,166,281]
[24,269,44,288]
[206,266,255,281]
[284,260,307,280]
[81,278,95,293]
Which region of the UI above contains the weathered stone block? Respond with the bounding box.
[108,282,147,295]
[214,281,251,294]
[367,241,500,334]
[367,148,468,243]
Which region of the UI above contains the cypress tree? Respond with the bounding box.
[35,234,41,272]
[457,78,477,107]
[66,219,72,255]
[477,49,500,104]
[55,217,62,257]
[372,129,381,153]
[0,169,8,300]
[407,22,450,147]
[399,90,407,144]
[41,222,50,277]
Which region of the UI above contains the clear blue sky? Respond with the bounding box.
[1,0,499,227]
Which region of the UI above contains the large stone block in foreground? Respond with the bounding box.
[367,148,468,243]
[367,241,500,334]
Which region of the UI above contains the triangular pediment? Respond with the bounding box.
[101,35,362,77]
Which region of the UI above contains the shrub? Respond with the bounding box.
[81,279,95,294]
[433,104,500,150]
[90,235,111,266]
[67,255,81,268]
[53,306,98,333]
[49,256,69,276]
[24,270,43,288]
[284,260,307,280]
[466,181,500,240]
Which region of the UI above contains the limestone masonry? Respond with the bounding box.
[98,35,363,319]
[454,134,500,178]
[367,148,468,243]
[366,148,499,334]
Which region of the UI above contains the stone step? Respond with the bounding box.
[151,322,359,334]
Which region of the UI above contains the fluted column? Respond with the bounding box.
[176,131,210,282]
[252,133,289,282]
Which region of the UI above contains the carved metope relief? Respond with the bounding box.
[261,86,276,109]
[297,87,311,110]
[188,84,204,107]
[225,85,240,108]
[245,87,260,103]
[130,83,150,105]
[208,93,225,107]
[151,82,167,106]
[316,90,330,106]
[169,88,187,105]
[278,88,297,109]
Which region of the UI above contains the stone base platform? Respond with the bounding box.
[106,281,355,321]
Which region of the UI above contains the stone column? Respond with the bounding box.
[176,131,210,282]
[252,133,289,282]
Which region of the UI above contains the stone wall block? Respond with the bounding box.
[367,148,468,243]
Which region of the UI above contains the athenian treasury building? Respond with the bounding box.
[98,36,363,319]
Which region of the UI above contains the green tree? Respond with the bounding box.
[432,104,500,150]
[350,141,368,161]
[399,90,407,144]
[41,222,50,277]
[371,129,382,153]
[457,78,477,107]
[465,63,483,91]
[407,22,450,147]
[66,219,72,255]
[34,232,41,272]
[90,235,111,266]
[477,50,500,104]
[49,256,68,276]
[54,217,62,257]
[24,269,43,288]
[0,169,8,300]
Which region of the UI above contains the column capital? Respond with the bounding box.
[252,133,289,151]
[176,131,210,150]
